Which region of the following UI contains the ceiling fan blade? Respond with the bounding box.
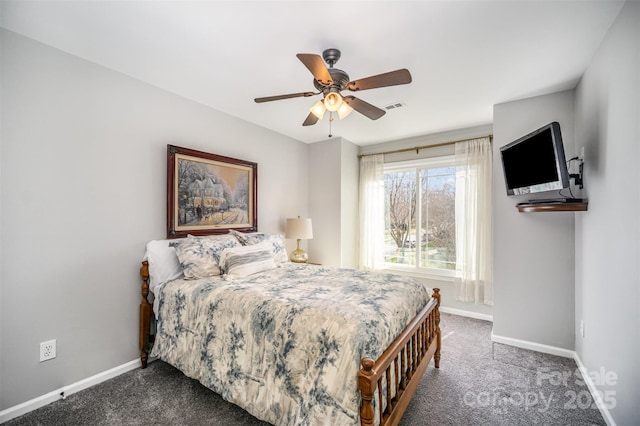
[254,92,317,103]
[302,112,319,126]
[347,69,412,92]
[296,54,333,86]
[344,96,386,120]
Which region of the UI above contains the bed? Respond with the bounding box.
[138,233,441,426]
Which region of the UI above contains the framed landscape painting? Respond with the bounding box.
[167,145,257,238]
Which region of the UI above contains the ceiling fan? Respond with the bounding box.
[254,48,412,127]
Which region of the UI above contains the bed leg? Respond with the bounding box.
[433,288,441,369]
[358,357,376,426]
[139,260,152,369]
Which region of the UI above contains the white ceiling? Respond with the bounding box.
[1,1,624,146]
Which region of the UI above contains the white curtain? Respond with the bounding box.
[454,137,493,305]
[359,154,385,270]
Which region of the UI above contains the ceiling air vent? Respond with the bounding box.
[384,102,406,111]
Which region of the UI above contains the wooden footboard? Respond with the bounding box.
[358,288,441,426]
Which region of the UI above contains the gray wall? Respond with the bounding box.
[340,139,359,269]
[308,137,359,268]
[308,139,342,266]
[0,30,309,409]
[574,2,639,424]
[492,90,577,350]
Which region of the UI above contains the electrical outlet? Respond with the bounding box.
[580,320,585,338]
[40,340,56,362]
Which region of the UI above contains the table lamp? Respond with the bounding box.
[285,216,313,263]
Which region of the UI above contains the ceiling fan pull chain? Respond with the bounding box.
[329,112,334,137]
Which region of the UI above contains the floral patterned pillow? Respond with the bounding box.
[230,230,289,264]
[174,234,240,279]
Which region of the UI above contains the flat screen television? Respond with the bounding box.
[500,122,570,196]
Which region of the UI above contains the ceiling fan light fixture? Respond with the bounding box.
[323,91,343,112]
[255,49,412,127]
[337,102,353,120]
[310,99,326,120]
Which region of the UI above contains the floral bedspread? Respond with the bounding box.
[151,263,432,425]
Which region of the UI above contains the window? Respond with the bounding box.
[360,136,492,303]
[383,156,456,277]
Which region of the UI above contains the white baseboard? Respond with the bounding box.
[573,353,617,426]
[0,358,141,423]
[491,333,575,358]
[440,306,493,322]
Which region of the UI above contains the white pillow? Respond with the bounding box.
[229,230,289,264]
[144,239,185,294]
[219,241,277,278]
[174,234,241,279]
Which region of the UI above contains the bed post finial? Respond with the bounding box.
[358,357,376,426]
[433,288,441,368]
[139,260,152,369]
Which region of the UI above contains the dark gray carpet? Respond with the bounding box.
[6,314,605,425]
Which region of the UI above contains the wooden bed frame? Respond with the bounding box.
[139,260,441,426]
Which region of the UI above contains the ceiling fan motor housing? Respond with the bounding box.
[314,68,350,92]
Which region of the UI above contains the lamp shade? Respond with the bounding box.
[323,92,343,112]
[285,217,313,240]
[309,100,326,120]
[337,102,353,120]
